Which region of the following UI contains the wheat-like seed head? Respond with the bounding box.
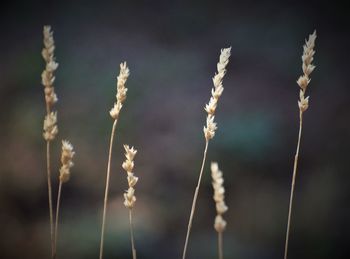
[297,30,317,112]
[122,145,138,209]
[211,162,228,233]
[203,47,231,141]
[42,25,58,108]
[43,112,58,141]
[59,140,75,183]
[110,62,130,119]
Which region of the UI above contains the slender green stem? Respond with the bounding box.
[53,181,63,259]
[182,141,209,259]
[46,140,55,259]
[284,110,303,259]
[129,209,137,259]
[218,231,223,259]
[99,119,118,259]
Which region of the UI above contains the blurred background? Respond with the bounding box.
[0,0,349,258]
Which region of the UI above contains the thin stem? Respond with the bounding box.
[99,119,118,259]
[53,181,63,259]
[46,140,55,259]
[182,140,209,259]
[129,209,137,259]
[218,231,223,259]
[284,110,303,259]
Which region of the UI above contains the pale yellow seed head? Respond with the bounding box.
[42,25,58,108]
[297,30,316,112]
[203,47,231,141]
[122,144,138,209]
[110,62,130,119]
[59,140,75,183]
[211,162,228,233]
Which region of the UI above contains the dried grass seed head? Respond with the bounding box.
[122,144,138,209]
[211,162,228,232]
[110,62,130,119]
[297,30,317,112]
[42,25,58,108]
[203,47,231,141]
[59,140,75,183]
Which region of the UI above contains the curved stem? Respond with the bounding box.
[129,209,137,259]
[46,141,55,259]
[53,181,63,259]
[99,119,118,259]
[218,231,223,259]
[284,110,303,259]
[182,140,209,259]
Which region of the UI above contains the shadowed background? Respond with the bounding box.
[0,0,349,258]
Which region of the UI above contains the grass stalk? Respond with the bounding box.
[129,209,137,259]
[284,111,303,259]
[99,119,118,259]
[182,141,209,259]
[46,141,55,258]
[218,231,223,259]
[53,181,63,259]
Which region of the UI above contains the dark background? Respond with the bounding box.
[0,1,349,258]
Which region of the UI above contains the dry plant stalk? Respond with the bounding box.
[54,140,75,257]
[182,47,231,259]
[284,30,317,259]
[211,162,228,259]
[122,145,139,259]
[99,62,130,259]
[42,25,59,258]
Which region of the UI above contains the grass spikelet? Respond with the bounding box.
[284,30,317,259]
[122,145,139,259]
[211,162,228,259]
[99,62,130,259]
[182,47,231,259]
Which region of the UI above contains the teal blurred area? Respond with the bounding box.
[0,1,349,258]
